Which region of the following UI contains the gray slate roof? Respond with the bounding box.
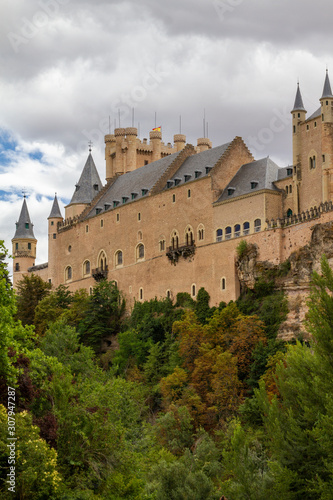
[69,153,103,205]
[292,83,306,112]
[322,71,333,99]
[13,198,35,239]
[216,157,281,203]
[277,166,293,180]
[48,194,63,219]
[86,150,182,218]
[306,106,321,122]
[168,142,231,187]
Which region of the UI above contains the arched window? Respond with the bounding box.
[185,226,194,246]
[139,288,143,301]
[289,184,292,194]
[136,244,144,261]
[287,208,293,217]
[159,239,166,251]
[216,228,223,242]
[243,222,250,235]
[221,277,226,290]
[254,219,261,232]
[225,226,232,239]
[98,251,107,271]
[115,250,123,267]
[197,224,204,241]
[137,231,143,241]
[166,290,171,299]
[65,266,72,281]
[83,260,90,276]
[15,262,20,271]
[234,224,241,237]
[286,185,289,194]
[191,284,196,297]
[171,230,179,249]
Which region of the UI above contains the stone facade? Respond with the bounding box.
[12,72,333,309]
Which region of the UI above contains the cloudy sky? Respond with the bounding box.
[1,0,333,272]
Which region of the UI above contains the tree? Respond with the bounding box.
[194,287,212,324]
[16,274,52,326]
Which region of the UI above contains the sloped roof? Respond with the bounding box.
[69,153,103,205]
[292,83,306,112]
[13,198,35,239]
[321,70,333,99]
[168,142,231,187]
[277,166,293,180]
[48,194,63,219]
[85,150,182,218]
[306,106,321,122]
[216,157,281,203]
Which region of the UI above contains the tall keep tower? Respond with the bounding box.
[291,83,307,213]
[320,70,333,202]
[12,197,37,287]
[48,194,63,285]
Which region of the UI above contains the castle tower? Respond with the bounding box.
[125,127,138,173]
[174,134,186,152]
[48,195,63,285]
[12,197,37,287]
[105,134,116,182]
[115,128,126,174]
[197,137,212,152]
[291,83,307,213]
[320,70,333,202]
[150,129,162,161]
[65,151,103,219]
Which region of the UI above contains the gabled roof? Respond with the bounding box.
[69,153,103,205]
[292,83,306,112]
[48,194,63,219]
[13,198,35,240]
[85,150,182,218]
[216,157,281,203]
[321,70,333,99]
[168,142,231,187]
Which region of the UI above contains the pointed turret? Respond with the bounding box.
[292,82,306,112]
[291,83,307,170]
[48,194,62,219]
[12,197,37,288]
[320,70,333,124]
[65,152,103,218]
[321,69,333,99]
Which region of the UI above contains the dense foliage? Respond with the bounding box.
[1,240,333,498]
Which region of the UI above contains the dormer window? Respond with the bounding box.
[75,184,80,191]
[227,187,235,196]
[167,180,174,189]
[250,181,258,189]
[174,178,181,186]
[205,166,212,174]
[25,223,29,229]
[141,188,148,196]
[286,167,293,176]
[96,207,102,215]
[104,203,111,211]
[184,174,191,182]
[93,184,99,191]
[194,170,202,178]
[122,196,129,204]
[131,192,138,200]
[113,200,120,208]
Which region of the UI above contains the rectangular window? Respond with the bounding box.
[117,214,120,222]
[51,221,54,226]
[53,234,56,239]
[101,219,104,228]
[28,243,31,249]
[138,213,141,221]
[86,225,89,233]
[323,154,326,162]
[187,189,191,198]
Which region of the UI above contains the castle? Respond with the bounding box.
[12,72,333,307]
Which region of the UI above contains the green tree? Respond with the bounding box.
[16,274,52,326]
[195,287,213,324]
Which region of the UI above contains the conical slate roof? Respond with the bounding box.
[48,194,63,219]
[13,198,35,239]
[69,153,103,205]
[292,83,306,112]
[321,70,333,99]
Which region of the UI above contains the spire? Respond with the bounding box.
[13,197,35,239]
[69,152,103,205]
[292,82,306,112]
[48,194,63,219]
[321,69,333,99]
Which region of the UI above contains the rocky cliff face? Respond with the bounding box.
[236,221,333,341]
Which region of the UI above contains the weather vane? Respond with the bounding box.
[22,188,27,198]
[88,141,93,152]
